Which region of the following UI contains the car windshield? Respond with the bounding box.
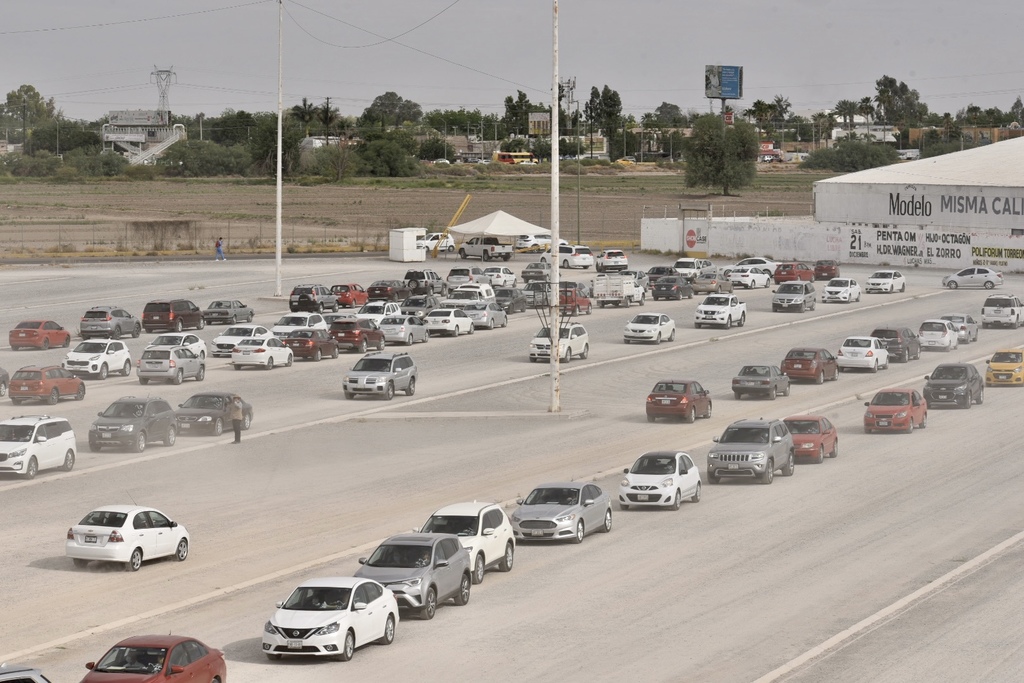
[426,310,454,318]
[659,277,685,285]
[696,274,716,281]
[449,269,470,277]
[523,487,581,506]
[370,281,394,288]
[827,279,851,287]
[288,330,316,339]
[15,321,41,329]
[94,646,167,674]
[930,366,968,380]
[366,544,433,568]
[0,425,33,442]
[719,427,770,443]
[786,349,817,359]
[73,342,109,353]
[984,298,1014,307]
[223,327,255,337]
[404,297,428,307]
[870,272,893,279]
[653,382,687,393]
[359,305,385,315]
[525,263,547,270]
[381,317,406,325]
[84,310,114,319]
[152,335,184,346]
[276,316,307,326]
[293,287,314,295]
[352,358,393,372]
[992,351,1023,363]
[536,327,571,339]
[872,392,910,406]
[464,303,488,311]
[495,289,514,297]
[739,366,770,377]
[941,316,966,323]
[332,321,358,330]
[449,291,477,299]
[785,420,820,434]
[333,285,351,293]
[816,260,835,266]
[843,338,872,348]
[422,515,479,536]
[181,395,226,410]
[238,339,264,347]
[102,402,146,418]
[144,303,171,312]
[632,315,661,325]
[11,370,41,380]
[630,456,675,475]
[282,586,351,611]
[79,510,129,526]
[777,283,803,293]
[141,349,170,360]
[919,322,947,333]
[207,301,231,309]
[405,272,426,279]
[704,296,730,306]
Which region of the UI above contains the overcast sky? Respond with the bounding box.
[3,0,1023,124]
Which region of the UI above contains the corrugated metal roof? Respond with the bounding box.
[815,136,1024,187]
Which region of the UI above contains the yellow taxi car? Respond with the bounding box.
[985,349,1024,386]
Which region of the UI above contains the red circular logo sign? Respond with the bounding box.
[685,229,697,249]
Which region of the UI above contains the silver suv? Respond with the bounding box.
[137,346,206,385]
[343,352,417,400]
[707,418,795,485]
[355,533,472,620]
[79,306,142,340]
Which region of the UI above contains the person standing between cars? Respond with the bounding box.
[230,394,244,443]
[215,237,226,261]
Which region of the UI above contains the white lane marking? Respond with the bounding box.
[751,528,1024,683]
[0,276,72,286]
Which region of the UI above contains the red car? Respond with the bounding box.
[367,280,412,302]
[780,347,839,383]
[645,379,712,423]
[814,259,841,280]
[83,634,227,683]
[332,283,368,308]
[773,262,814,283]
[329,318,386,353]
[559,287,593,315]
[864,388,927,433]
[9,365,85,405]
[282,328,340,361]
[9,320,72,350]
[784,415,839,463]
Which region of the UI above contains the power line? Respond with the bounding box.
[0,0,272,35]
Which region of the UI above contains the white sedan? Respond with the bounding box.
[262,577,398,661]
[919,319,960,351]
[424,308,474,336]
[272,312,327,337]
[821,278,862,303]
[865,270,907,293]
[231,337,294,370]
[65,505,190,572]
[837,336,890,372]
[729,266,773,289]
[619,451,701,510]
[145,332,208,359]
[483,267,517,287]
[733,257,778,274]
[211,324,272,357]
[623,313,675,344]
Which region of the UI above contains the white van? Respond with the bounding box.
[0,415,77,478]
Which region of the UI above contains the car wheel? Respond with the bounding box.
[871,361,878,373]
[671,490,682,511]
[499,542,514,572]
[572,520,586,544]
[900,283,906,292]
[313,348,322,362]
[139,377,149,385]
[684,405,695,424]
[47,388,60,405]
[783,382,791,396]
[385,382,395,400]
[782,452,795,476]
[88,440,102,452]
[265,357,275,370]
[0,380,6,398]
[24,456,38,479]
[690,482,702,503]
[98,363,109,380]
[977,388,984,405]
[378,614,396,645]
[125,548,144,572]
[285,353,293,367]
[580,344,589,360]
[175,538,189,561]
[816,370,824,385]
[112,326,122,340]
[172,369,184,385]
[655,332,662,344]
[60,448,76,472]
[947,281,958,289]
[770,386,778,401]
[132,324,141,338]
[472,553,485,584]
[601,508,613,532]
[703,401,713,419]
[646,414,656,423]
[62,335,71,347]
[344,391,354,400]
[213,417,224,436]
[420,587,437,620]
[338,630,355,662]
[725,316,732,329]
[357,338,367,353]
[121,360,132,376]
[164,425,176,447]
[174,319,183,332]
[133,431,147,453]
[562,259,570,269]
[761,460,774,484]
[196,364,206,382]
[405,377,416,396]
[919,413,928,429]
[831,440,839,458]
[815,446,825,464]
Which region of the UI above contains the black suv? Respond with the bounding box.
[142,300,204,333]
[869,327,921,363]
[924,363,984,409]
[89,396,177,453]
[405,269,447,296]
[290,284,339,313]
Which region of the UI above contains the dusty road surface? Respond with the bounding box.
[0,253,1022,682]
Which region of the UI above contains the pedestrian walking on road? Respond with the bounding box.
[215,237,226,261]
[230,394,244,443]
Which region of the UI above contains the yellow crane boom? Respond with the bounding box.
[431,194,472,259]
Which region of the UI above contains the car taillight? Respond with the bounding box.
[254,348,266,353]
[67,528,74,540]
[168,312,176,319]
[866,350,874,357]
[960,325,967,331]
[136,359,141,367]
[232,347,241,353]
[109,530,124,543]
[837,349,844,356]
[168,359,177,368]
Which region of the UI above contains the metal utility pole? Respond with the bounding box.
[560,76,580,244]
[548,0,561,413]
[275,0,284,296]
[151,66,176,114]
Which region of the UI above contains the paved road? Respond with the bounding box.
[1,256,1022,682]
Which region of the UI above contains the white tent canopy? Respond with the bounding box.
[448,210,550,237]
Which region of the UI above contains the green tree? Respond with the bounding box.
[317,99,339,136]
[209,110,258,146]
[30,118,101,155]
[858,97,876,136]
[309,144,360,181]
[834,100,858,132]
[160,140,251,177]
[501,90,537,137]
[290,98,317,136]
[360,91,422,130]
[357,139,420,177]
[418,137,453,161]
[249,114,303,175]
[65,149,128,177]
[1011,96,1023,123]
[653,102,687,127]
[683,115,758,195]
[801,140,899,172]
[743,99,774,134]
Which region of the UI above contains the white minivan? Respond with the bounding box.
[0,415,77,478]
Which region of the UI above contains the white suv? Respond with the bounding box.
[0,415,77,478]
[420,502,515,584]
[542,245,595,269]
[529,323,590,362]
[63,339,133,380]
[0,663,52,682]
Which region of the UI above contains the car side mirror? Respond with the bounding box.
[680,467,688,475]
[864,401,870,406]
[86,662,96,670]
[35,435,47,443]
[482,527,495,536]
[583,498,595,507]
[772,436,782,443]
[357,557,367,565]
[435,559,450,569]
[622,468,629,474]
[170,521,178,528]
[352,601,368,611]
[169,665,186,675]
[515,498,524,505]
[924,375,930,380]
[276,601,284,608]
[986,360,991,365]
[712,436,720,443]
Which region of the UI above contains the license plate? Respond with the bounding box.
[102,433,112,439]
[877,421,890,427]
[242,351,251,355]
[287,640,302,649]
[728,463,738,470]
[180,423,190,429]
[531,530,544,537]
[636,494,649,501]
[20,386,28,390]
[661,399,672,404]
[18,332,26,337]
[793,364,803,369]
[998,374,1010,379]
[85,535,97,543]
[938,394,949,400]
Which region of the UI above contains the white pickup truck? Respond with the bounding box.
[593,273,645,308]
[458,237,514,262]
[694,294,747,329]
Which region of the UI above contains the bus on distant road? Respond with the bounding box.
[493,151,538,164]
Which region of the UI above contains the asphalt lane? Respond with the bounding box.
[1,256,1023,682]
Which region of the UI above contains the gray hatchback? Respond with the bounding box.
[355,533,472,620]
[137,346,206,385]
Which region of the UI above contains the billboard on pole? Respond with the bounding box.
[705,65,743,100]
[528,112,551,136]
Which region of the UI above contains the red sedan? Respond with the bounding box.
[332,283,368,308]
[83,634,227,683]
[864,389,927,433]
[9,365,85,405]
[282,328,340,361]
[814,259,841,280]
[773,262,814,283]
[780,347,839,383]
[784,415,839,463]
[645,379,712,423]
[9,320,72,350]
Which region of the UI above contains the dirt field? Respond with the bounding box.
[0,166,825,256]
